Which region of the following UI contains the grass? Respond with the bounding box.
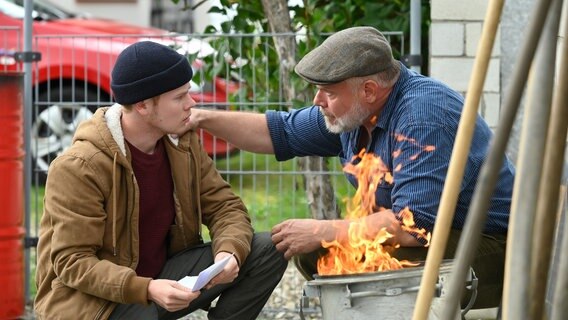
[214,151,353,231]
[28,185,44,299]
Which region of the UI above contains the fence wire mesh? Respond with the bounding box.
[1,29,404,318]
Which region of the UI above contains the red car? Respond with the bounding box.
[0,0,237,182]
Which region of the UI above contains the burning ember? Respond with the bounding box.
[317,140,434,276]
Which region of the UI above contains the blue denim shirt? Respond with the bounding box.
[266,64,514,233]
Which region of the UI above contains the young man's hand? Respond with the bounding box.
[204,251,239,290]
[147,279,200,312]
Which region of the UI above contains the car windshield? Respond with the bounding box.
[0,0,77,20]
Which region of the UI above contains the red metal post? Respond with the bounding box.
[0,72,25,319]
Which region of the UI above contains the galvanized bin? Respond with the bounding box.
[301,261,476,320]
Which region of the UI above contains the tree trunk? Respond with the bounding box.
[261,0,340,220]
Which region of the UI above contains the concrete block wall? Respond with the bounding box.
[430,0,501,129]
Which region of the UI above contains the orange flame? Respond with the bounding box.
[317,139,434,276]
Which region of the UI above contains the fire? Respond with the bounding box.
[317,140,434,276]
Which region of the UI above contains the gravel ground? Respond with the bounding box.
[23,264,497,319]
[22,264,318,320]
[178,263,322,320]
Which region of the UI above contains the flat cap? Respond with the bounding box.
[294,26,397,85]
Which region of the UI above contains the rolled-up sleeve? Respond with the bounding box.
[266,106,342,161]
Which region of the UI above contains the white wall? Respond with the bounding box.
[56,0,152,28]
[430,0,501,129]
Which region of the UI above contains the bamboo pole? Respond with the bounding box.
[551,195,568,320]
[411,1,504,319]
[439,0,554,318]
[503,0,562,317]
[505,0,562,316]
[549,4,568,320]
[529,0,566,318]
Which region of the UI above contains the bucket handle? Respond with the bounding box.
[343,283,441,308]
[344,267,478,309]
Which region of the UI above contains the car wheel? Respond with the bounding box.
[31,85,109,184]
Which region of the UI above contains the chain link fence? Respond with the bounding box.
[1,29,404,318]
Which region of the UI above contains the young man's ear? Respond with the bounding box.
[134,100,150,115]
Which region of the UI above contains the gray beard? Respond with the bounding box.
[322,101,372,133]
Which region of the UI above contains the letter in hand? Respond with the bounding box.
[204,252,239,290]
[147,279,200,312]
[178,252,238,291]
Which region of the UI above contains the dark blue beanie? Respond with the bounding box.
[111,41,193,104]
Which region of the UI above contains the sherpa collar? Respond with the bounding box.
[104,103,180,157]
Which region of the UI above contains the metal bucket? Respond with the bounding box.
[301,261,474,320]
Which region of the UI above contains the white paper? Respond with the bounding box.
[177,254,232,292]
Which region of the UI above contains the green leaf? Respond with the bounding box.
[177,0,431,106]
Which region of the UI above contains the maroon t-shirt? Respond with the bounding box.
[126,139,175,278]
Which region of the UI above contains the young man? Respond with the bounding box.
[34,41,287,320]
[188,26,515,308]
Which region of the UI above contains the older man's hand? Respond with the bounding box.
[271,219,340,259]
[186,107,203,130]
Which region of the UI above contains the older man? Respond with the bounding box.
[188,27,514,308]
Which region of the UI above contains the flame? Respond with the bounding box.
[317,137,434,276]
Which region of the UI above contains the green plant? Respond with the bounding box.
[187,0,430,112]
[214,152,354,232]
[29,186,44,298]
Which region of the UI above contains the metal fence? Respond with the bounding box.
[1,29,404,317]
